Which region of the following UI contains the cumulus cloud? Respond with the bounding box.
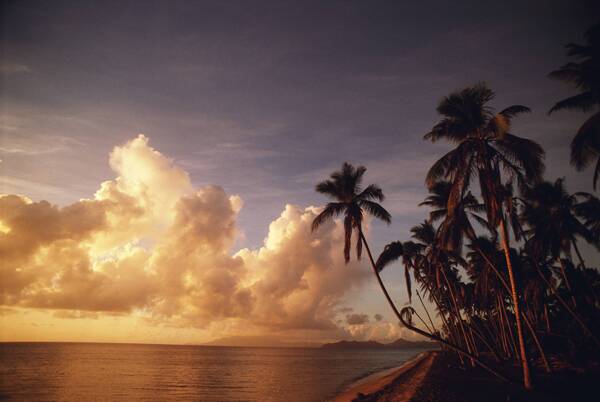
[346,313,370,325]
[345,319,424,342]
[1,135,397,340]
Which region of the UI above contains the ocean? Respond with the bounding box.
[0,342,430,401]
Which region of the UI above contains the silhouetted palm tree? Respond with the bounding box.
[311,162,401,319]
[420,181,489,252]
[425,83,545,389]
[574,192,600,243]
[520,179,592,277]
[549,23,600,189]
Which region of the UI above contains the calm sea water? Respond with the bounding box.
[0,342,431,402]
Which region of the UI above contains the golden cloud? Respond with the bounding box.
[1,135,405,341]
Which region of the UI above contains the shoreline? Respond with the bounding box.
[332,351,437,402]
[333,350,600,402]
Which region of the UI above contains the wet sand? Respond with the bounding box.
[333,351,436,402]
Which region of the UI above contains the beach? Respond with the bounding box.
[333,350,600,402]
[333,351,436,402]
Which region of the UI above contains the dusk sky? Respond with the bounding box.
[1,0,599,345]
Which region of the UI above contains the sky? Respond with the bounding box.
[1,0,599,345]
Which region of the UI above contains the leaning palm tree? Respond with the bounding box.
[549,22,600,189]
[311,162,401,319]
[425,83,545,389]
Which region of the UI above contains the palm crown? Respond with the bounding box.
[312,162,391,263]
[549,22,600,188]
[425,82,544,226]
[520,178,591,261]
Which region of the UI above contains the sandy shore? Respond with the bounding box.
[332,351,437,402]
[333,350,600,402]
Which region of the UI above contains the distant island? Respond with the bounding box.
[320,338,435,350]
[200,336,435,349]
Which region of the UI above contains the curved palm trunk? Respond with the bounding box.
[558,258,577,307]
[423,283,466,365]
[416,289,437,333]
[440,267,476,365]
[470,321,502,362]
[497,296,513,358]
[522,309,552,373]
[499,218,533,390]
[398,308,511,383]
[544,304,551,333]
[500,294,519,360]
[475,247,551,372]
[496,298,510,357]
[358,229,403,321]
[571,239,586,270]
[532,258,600,347]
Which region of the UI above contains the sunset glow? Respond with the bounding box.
[1,135,414,345]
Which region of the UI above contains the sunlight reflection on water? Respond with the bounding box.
[0,343,431,401]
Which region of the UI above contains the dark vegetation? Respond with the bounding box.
[312,23,600,391]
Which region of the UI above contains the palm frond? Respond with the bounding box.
[493,133,545,183]
[499,105,531,119]
[549,62,584,85]
[429,209,447,222]
[411,220,436,245]
[570,111,600,171]
[549,91,596,114]
[356,184,385,202]
[311,202,346,232]
[375,241,404,272]
[315,180,339,199]
[470,213,493,234]
[424,146,473,189]
[359,200,391,224]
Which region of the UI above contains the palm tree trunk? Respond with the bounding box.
[531,256,600,347]
[497,299,511,358]
[558,258,577,307]
[470,321,501,362]
[416,289,437,333]
[521,308,552,373]
[571,238,586,270]
[475,246,550,372]
[468,324,480,357]
[516,222,600,342]
[499,217,532,390]
[500,294,519,361]
[440,267,476,365]
[425,285,466,365]
[398,308,510,383]
[358,229,403,321]
[496,300,510,357]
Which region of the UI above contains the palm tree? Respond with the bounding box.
[311,162,401,319]
[549,22,600,189]
[419,181,489,252]
[425,83,545,389]
[520,179,592,281]
[574,192,600,243]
